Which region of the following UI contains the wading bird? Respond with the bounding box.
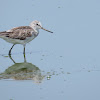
[0,20,53,55]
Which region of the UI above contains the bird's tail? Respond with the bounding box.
[0,31,10,37]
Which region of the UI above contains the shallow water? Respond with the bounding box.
[0,0,100,100]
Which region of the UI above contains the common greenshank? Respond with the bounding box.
[0,20,53,55]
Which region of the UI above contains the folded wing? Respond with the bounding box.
[0,26,34,40]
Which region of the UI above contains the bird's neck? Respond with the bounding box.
[30,24,39,33]
[30,25,39,37]
[30,25,39,33]
[34,28,39,33]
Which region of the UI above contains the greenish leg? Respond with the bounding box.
[9,44,15,55]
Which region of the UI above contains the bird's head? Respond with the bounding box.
[30,20,53,33]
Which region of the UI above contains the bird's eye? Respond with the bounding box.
[36,24,39,25]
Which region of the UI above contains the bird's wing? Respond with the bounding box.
[0,26,34,40]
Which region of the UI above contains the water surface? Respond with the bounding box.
[0,0,100,100]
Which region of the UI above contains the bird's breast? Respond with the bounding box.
[32,30,39,37]
[24,33,37,44]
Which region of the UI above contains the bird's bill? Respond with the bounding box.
[41,27,53,33]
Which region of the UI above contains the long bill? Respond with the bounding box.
[41,27,53,33]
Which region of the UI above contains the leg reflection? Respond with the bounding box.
[9,53,27,63]
[9,54,16,63]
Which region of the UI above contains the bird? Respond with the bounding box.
[0,20,53,55]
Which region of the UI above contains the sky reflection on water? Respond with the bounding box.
[0,0,100,100]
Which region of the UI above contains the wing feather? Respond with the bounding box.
[1,26,34,40]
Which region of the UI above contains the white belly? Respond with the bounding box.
[0,34,36,45]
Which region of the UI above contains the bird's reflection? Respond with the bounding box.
[0,54,46,83]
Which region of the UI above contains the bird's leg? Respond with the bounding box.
[9,54,16,63]
[23,44,26,55]
[23,45,27,62]
[9,44,15,55]
[24,53,26,62]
